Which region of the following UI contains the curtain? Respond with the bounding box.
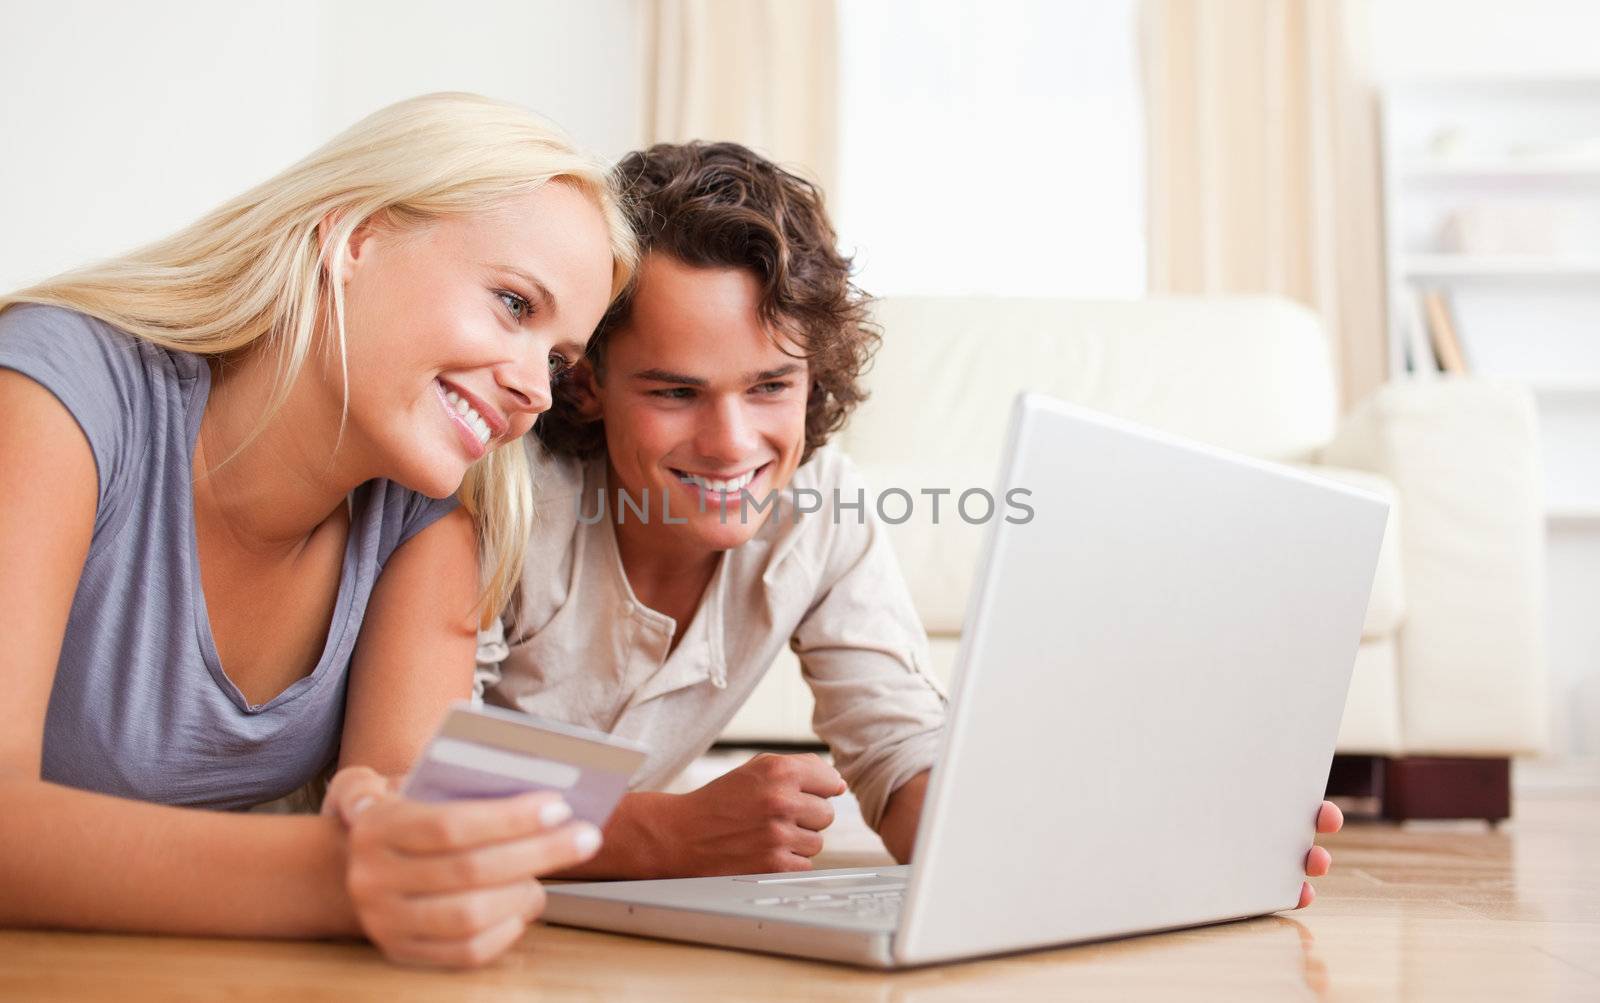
[1141,0,1387,408]
[643,0,839,201]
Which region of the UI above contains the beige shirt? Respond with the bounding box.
[475,444,947,828]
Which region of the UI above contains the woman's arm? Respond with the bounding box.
[0,370,358,937]
[0,375,597,961]
[0,779,358,936]
[337,505,480,775]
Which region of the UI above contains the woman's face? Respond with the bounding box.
[333,182,614,498]
[595,252,810,554]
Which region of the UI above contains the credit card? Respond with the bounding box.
[402,701,648,829]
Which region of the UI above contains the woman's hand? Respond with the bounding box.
[1295,800,1343,910]
[324,766,601,968]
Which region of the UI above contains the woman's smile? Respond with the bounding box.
[434,377,503,459]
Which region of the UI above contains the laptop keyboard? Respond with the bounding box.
[748,889,904,920]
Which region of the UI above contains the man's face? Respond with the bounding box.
[594,252,810,553]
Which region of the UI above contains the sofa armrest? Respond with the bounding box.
[1321,378,1548,755]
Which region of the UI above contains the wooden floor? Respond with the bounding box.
[3,776,1598,1001]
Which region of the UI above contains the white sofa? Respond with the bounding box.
[721,296,1549,818]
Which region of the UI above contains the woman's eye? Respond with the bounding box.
[548,352,572,382]
[497,290,532,320]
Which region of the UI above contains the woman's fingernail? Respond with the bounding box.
[348,794,376,818]
[539,800,573,827]
[573,823,602,857]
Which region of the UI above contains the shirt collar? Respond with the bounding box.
[581,458,730,708]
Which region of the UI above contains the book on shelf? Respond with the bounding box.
[1402,287,1439,379]
[1421,288,1470,375]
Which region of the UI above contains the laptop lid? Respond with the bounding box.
[893,394,1387,966]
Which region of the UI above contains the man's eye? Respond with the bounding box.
[497,290,532,320]
[650,387,696,400]
[753,381,790,395]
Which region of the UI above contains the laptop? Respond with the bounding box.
[543,393,1389,969]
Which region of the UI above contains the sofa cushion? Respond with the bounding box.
[841,296,1340,469]
[1334,636,1403,755]
[1322,379,1548,755]
[1295,464,1405,640]
[856,461,992,634]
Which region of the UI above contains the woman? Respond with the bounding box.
[0,92,635,967]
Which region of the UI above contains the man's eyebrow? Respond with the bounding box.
[746,364,802,382]
[630,363,803,386]
[492,263,556,314]
[632,368,707,386]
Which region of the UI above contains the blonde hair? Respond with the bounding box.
[0,92,637,622]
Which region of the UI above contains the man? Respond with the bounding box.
[478,143,1340,901]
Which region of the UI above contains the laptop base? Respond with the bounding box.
[542,894,896,968]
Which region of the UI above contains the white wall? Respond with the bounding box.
[0,0,643,291]
[1368,0,1600,80]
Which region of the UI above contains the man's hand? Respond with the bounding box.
[589,753,847,878]
[1295,800,1343,909]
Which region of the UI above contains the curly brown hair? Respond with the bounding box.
[535,141,879,462]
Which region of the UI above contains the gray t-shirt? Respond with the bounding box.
[0,304,458,809]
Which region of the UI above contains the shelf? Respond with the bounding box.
[1392,375,1600,396]
[1402,255,1600,280]
[1400,159,1600,182]
[1548,506,1600,527]
[1525,378,1600,399]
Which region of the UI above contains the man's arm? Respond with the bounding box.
[791,453,948,835]
[554,753,847,879]
[875,769,930,863]
[558,757,927,878]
